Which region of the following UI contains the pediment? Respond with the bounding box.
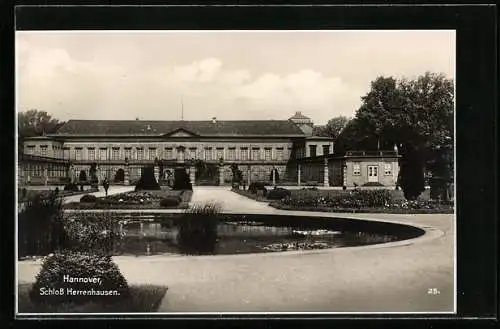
[162,128,198,138]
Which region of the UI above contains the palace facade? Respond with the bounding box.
[18,112,400,187]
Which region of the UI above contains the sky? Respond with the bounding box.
[16,30,455,125]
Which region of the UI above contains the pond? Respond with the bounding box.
[101,213,425,256]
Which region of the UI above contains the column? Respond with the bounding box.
[219,165,224,186]
[297,163,301,187]
[44,166,48,186]
[342,163,348,188]
[247,165,251,187]
[68,164,74,183]
[154,165,159,183]
[124,163,130,185]
[272,167,276,186]
[323,158,329,187]
[189,166,196,186]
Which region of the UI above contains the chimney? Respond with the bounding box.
[212,117,217,124]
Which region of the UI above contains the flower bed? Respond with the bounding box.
[273,189,453,214]
[270,202,454,214]
[233,187,453,214]
[64,190,193,210]
[18,188,99,203]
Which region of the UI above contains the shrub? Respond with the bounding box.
[362,182,385,187]
[29,251,129,305]
[173,169,192,190]
[63,213,123,254]
[135,166,161,191]
[18,193,68,258]
[175,202,222,255]
[266,188,291,200]
[80,194,97,203]
[64,183,80,192]
[248,182,267,194]
[159,196,182,208]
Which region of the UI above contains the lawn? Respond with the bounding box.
[64,188,193,209]
[18,283,167,313]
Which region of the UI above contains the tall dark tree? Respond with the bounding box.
[340,73,454,200]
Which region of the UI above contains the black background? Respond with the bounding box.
[1,2,497,328]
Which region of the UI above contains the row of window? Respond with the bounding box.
[28,146,291,161]
[352,163,393,176]
[26,144,332,159]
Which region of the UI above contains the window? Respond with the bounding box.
[240,148,248,161]
[100,148,107,161]
[136,148,143,160]
[252,148,260,161]
[322,145,330,155]
[227,148,236,160]
[353,162,361,175]
[264,148,272,161]
[309,145,317,157]
[216,148,224,160]
[276,148,284,161]
[112,148,120,160]
[40,145,48,157]
[204,147,213,161]
[384,162,392,175]
[26,145,35,155]
[63,148,70,159]
[88,148,95,161]
[75,148,82,160]
[149,148,156,160]
[124,148,131,160]
[165,148,173,160]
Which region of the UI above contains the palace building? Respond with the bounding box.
[18,112,400,188]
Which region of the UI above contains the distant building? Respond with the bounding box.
[18,112,399,187]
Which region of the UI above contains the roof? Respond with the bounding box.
[289,111,311,120]
[52,120,306,137]
[306,136,334,141]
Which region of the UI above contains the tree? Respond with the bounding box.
[18,110,65,148]
[343,73,454,200]
[313,116,351,140]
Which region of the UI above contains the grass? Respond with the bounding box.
[64,189,193,210]
[18,283,167,313]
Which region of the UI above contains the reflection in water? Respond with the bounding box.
[108,216,400,256]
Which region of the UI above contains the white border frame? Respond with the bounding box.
[14,29,457,317]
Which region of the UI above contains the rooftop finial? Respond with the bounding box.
[181,96,184,121]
